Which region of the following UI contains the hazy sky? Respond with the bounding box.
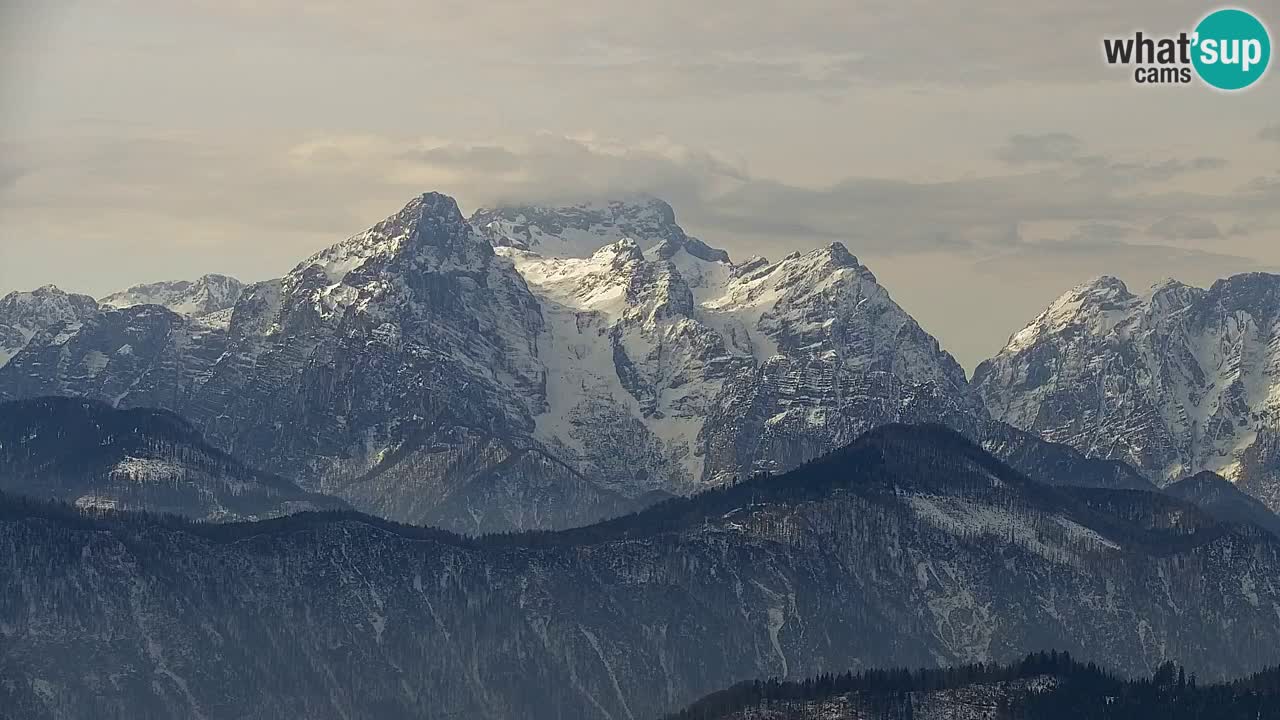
[2,0,1279,370]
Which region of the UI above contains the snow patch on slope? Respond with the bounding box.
[906,494,1120,561]
[101,274,244,318]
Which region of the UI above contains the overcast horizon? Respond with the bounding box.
[2,0,1279,370]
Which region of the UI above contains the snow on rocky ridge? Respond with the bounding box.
[472,195,729,263]
[0,285,98,368]
[974,273,1280,508]
[100,273,244,321]
[480,197,974,492]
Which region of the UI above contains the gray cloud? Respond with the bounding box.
[0,160,24,191]
[996,133,1083,165]
[993,134,1227,191]
[2,129,1268,285]
[1147,215,1221,241]
[1072,222,1134,242]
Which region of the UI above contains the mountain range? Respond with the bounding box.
[0,192,1277,531]
[3,425,1279,720]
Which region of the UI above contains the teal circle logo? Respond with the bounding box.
[1192,9,1271,90]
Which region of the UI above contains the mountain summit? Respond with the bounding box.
[472,196,730,262]
[100,273,244,318]
[0,285,98,367]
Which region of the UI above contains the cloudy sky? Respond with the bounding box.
[2,0,1278,369]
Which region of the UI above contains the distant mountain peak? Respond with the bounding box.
[471,196,731,263]
[1083,274,1131,293]
[399,191,467,226]
[100,273,244,318]
[993,275,1141,353]
[0,285,99,368]
[1056,275,1137,312]
[976,270,1280,511]
[1210,270,1280,293]
[298,191,490,288]
[823,241,859,268]
[379,191,473,250]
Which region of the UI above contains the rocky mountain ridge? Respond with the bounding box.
[99,273,245,319]
[974,273,1280,510]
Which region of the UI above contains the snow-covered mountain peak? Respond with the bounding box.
[393,191,470,241]
[100,273,244,318]
[1055,275,1135,311]
[296,191,489,292]
[712,243,868,302]
[1212,271,1280,294]
[1207,272,1280,321]
[0,285,99,368]
[975,270,1280,509]
[1,284,95,312]
[823,240,860,267]
[596,237,646,265]
[1002,275,1141,352]
[471,196,730,263]
[1082,273,1131,294]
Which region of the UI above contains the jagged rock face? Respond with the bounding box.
[486,205,977,492]
[0,397,347,520]
[2,427,1278,720]
[100,273,245,320]
[495,238,748,494]
[694,245,979,481]
[170,193,599,531]
[974,273,1280,510]
[0,286,98,367]
[0,304,228,408]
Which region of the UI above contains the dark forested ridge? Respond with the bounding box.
[2,423,1280,720]
[0,421,1248,550]
[0,396,348,520]
[667,651,1280,719]
[1165,470,1280,537]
